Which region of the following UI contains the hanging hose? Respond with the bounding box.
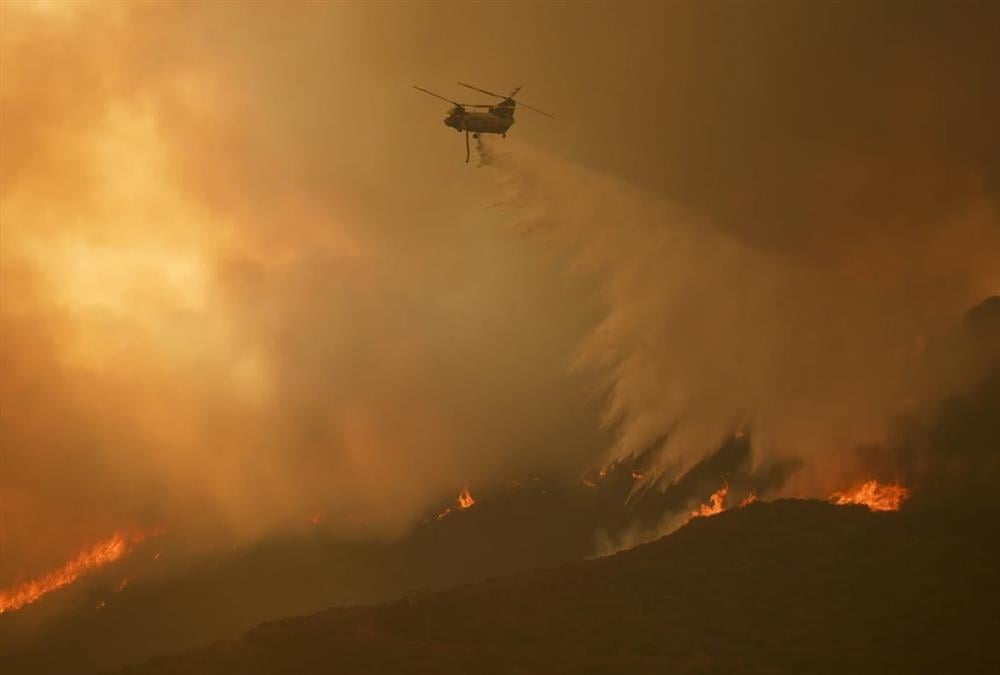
[465,130,470,163]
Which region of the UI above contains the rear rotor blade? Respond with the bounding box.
[515,101,555,119]
[457,82,555,118]
[414,86,492,108]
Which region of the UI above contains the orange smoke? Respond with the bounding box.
[691,481,729,518]
[830,479,910,512]
[0,528,162,615]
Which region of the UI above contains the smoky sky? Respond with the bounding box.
[2,0,999,584]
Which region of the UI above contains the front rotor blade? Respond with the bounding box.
[457,81,505,99]
[414,86,460,106]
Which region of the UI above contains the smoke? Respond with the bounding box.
[485,140,999,504]
[853,298,1000,513]
[0,2,604,585]
[4,0,999,587]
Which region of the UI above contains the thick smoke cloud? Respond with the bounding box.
[0,2,605,584]
[3,1,999,584]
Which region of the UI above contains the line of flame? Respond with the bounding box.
[830,480,909,512]
[0,528,162,615]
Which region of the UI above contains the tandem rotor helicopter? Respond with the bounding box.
[414,82,554,162]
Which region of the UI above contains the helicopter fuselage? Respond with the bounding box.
[445,109,515,136]
[414,84,550,161]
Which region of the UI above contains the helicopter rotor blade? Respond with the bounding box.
[457,82,555,118]
[414,86,493,108]
[414,86,462,105]
[457,81,506,99]
[514,101,555,119]
[413,86,467,106]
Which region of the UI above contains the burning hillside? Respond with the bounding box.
[690,482,729,518]
[109,500,1000,675]
[830,480,910,512]
[0,528,162,615]
[433,486,478,521]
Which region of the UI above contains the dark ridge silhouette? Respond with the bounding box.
[110,499,999,675]
[0,442,793,675]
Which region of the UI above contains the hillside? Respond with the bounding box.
[115,499,999,675]
[0,436,787,675]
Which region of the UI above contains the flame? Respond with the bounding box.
[0,528,162,615]
[631,471,644,480]
[581,478,597,488]
[433,486,477,521]
[830,480,909,512]
[739,491,758,507]
[691,481,729,518]
[458,486,475,509]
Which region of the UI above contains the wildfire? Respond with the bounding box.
[0,528,162,615]
[739,491,758,507]
[434,486,477,521]
[458,486,476,509]
[691,482,729,518]
[830,480,909,512]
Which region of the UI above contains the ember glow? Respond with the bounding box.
[691,482,729,518]
[0,529,162,615]
[739,492,758,507]
[830,480,910,512]
[458,487,476,510]
[434,486,477,521]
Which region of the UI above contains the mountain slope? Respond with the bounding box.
[115,500,999,675]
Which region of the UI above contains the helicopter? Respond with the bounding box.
[414,82,554,162]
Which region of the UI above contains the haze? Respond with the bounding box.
[2,0,998,588]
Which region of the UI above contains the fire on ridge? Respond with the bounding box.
[0,480,909,616]
[0,528,163,615]
[686,477,909,524]
[691,482,730,518]
[829,480,910,512]
[434,485,477,521]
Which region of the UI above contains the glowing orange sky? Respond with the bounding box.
[2,0,997,587]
